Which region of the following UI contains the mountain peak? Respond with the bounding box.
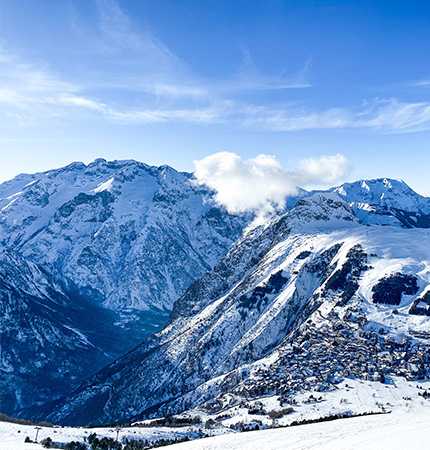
[328,178,430,221]
[333,177,419,201]
[288,192,358,230]
[63,161,86,171]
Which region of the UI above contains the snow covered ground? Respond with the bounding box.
[2,411,429,450]
[168,412,430,450]
[0,422,202,450]
[2,376,429,449]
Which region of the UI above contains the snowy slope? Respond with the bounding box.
[331,178,430,214]
[32,192,430,426]
[0,420,201,450]
[0,245,160,416]
[4,163,430,425]
[164,412,430,450]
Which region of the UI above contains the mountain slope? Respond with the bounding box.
[0,246,127,414]
[0,159,249,415]
[31,191,430,425]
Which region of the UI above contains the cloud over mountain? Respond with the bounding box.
[194,152,351,214]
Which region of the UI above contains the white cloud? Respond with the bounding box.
[410,79,430,87]
[357,98,430,132]
[297,154,352,185]
[55,96,107,111]
[194,152,351,214]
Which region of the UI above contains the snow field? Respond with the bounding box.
[0,423,200,450]
[3,409,429,450]
[167,412,430,450]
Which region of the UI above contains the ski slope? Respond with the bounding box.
[166,412,430,450]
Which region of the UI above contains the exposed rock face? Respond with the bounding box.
[0,247,119,413]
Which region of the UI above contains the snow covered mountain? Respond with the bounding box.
[326,178,430,228]
[0,159,247,312]
[0,159,249,415]
[3,161,430,424]
[29,189,430,426]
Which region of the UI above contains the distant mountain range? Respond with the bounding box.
[1,160,430,425]
[327,178,430,227]
[0,160,430,425]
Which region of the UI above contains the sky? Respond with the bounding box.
[1,0,430,194]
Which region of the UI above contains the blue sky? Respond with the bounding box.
[1,0,430,193]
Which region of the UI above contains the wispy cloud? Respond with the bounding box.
[356,98,430,132]
[0,44,79,121]
[93,0,194,92]
[2,45,430,133]
[95,0,175,64]
[1,0,311,126]
[6,112,38,126]
[55,95,106,111]
[241,105,351,131]
[97,79,209,99]
[92,0,311,97]
[218,48,312,92]
[104,103,229,124]
[0,47,77,97]
[240,99,430,133]
[2,0,429,135]
[410,79,430,87]
[50,95,230,125]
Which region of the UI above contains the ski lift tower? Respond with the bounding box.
[34,426,42,443]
